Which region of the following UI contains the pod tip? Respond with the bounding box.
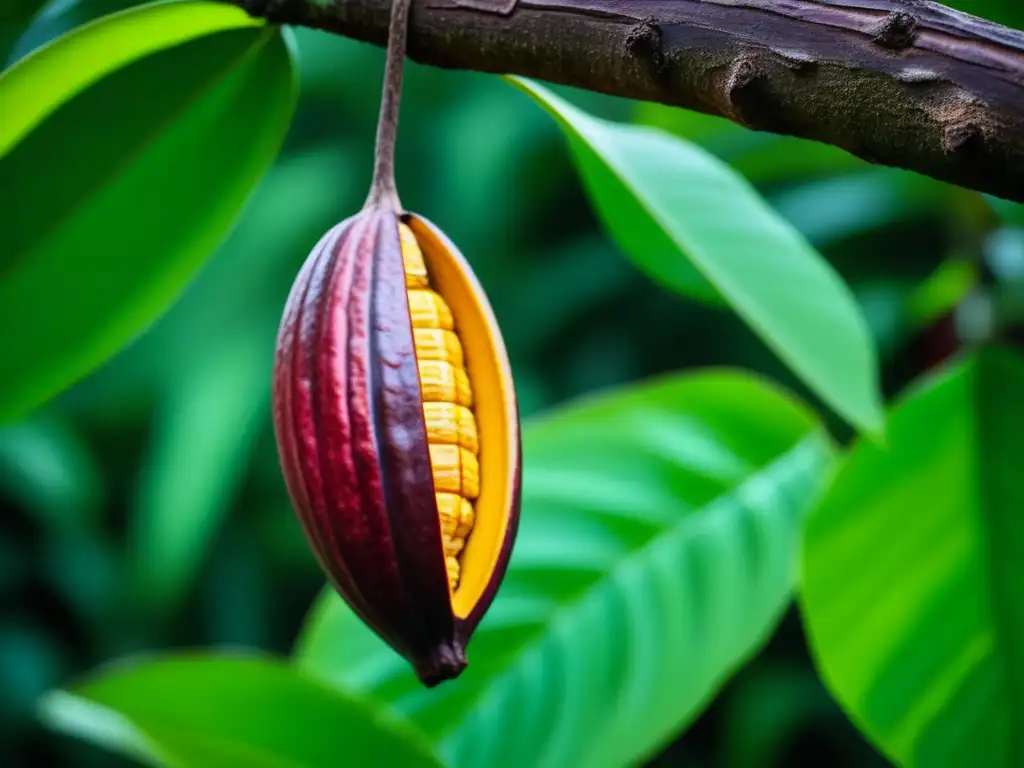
[414,641,468,687]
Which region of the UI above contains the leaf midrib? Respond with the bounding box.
[434,432,824,760]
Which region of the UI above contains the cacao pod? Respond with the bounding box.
[272,206,521,686]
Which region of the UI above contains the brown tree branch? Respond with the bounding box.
[234,0,1024,203]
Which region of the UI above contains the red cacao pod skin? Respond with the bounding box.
[272,207,521,685]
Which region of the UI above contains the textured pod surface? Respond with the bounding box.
[272,207,521,685]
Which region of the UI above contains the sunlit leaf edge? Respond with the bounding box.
[796,351,1007,766]
[0,0,265,158]
[39,651,447,768]
[504,76,885,438]
[0,18,299,424]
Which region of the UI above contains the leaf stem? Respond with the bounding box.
[365,0,412,211]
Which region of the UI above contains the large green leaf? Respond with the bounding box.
[295,371,835,768]
[39,654,446,768]
[127,323,272,617]
[0,0,297,423]
[61,143,352,417]
[509,78,883,436]
[801,348,1024,766]
[8,0,153,68]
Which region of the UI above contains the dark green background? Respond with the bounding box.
[2,0,1023,765]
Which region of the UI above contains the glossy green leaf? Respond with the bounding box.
[39,654,446,768]
[509,77,883,436]
[56,143,350,421]
[511,79,716,305]
[127,325,272,616]
[0,0,297,423]
[0,1,264,155]
[801,348,1024,766]
[296,371,835,768]
[8,0,152,68]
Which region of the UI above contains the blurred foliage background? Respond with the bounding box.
[3,0,1024,765]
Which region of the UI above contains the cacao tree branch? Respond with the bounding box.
[233,0,1024,203]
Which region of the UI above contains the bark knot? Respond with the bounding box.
[933,94,991,158]
[725,56,770,126]
[871,11,919,50]
[625,17,666,77]
[943,121,985,156]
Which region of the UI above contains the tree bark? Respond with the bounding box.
[234,0,1024,203]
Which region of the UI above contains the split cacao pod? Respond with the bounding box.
[272,206,521,685]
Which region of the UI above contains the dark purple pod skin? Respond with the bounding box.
[272,207,521,686]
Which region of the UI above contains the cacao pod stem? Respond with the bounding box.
[365,0,412,212]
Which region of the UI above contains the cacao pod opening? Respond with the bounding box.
[404,214,521,619]
[272,208,521,687]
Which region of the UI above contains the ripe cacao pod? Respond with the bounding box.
[272,206,521,686]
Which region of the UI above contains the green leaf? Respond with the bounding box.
[801,348,1024,766]
[0,0,298,423]
[8,0,152,68]
[39,654,446,768]
[56,143,350,421]
[295,371,835,768]
[512,79,717,305]
[127,324,272,616]
[509,77,883,436]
